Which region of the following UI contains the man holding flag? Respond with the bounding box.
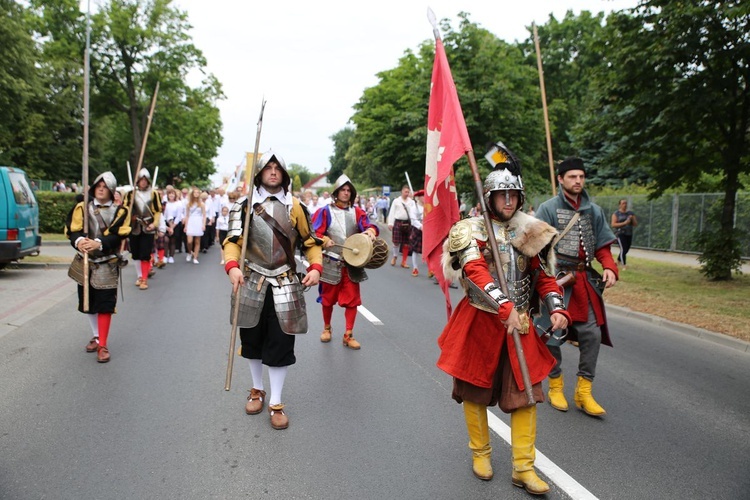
[424,18,568,494]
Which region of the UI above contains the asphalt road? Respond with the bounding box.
[0,244,748,499]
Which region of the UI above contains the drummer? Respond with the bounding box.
[312,174,379,350]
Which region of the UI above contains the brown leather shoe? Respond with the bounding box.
[148,268,156,278]
[268,403,289,430]
[343,331,361,350]
[135,277,143,287]
[390,256,396,266]
[320,326,332,343]
[97,346,110,363]
[86,337,99,353]
[245,388,266,415]
[139,280,148,290]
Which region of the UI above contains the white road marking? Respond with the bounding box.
[486,410,600,500]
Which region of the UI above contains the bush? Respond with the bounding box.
[696,228,744,280]
[35,191,78,233]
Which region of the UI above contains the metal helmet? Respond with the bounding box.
[483,141,525,215]
[89,171,117,201]
[253,150,291,193]
[331,174,357,206]
[137,168,151,181]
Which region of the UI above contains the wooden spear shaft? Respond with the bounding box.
[81,0,92,312]
[129,82,160,215]
[225,99,266,391]
[467,151,536,405]
[533,24,557,197]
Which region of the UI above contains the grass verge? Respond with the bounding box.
[42,233,67,242]
[601,257,750,342]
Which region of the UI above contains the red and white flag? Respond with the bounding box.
[422,37,472,319]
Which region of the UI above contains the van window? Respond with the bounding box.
[9,171,36,205]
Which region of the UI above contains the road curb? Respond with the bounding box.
[607,304,750,354]
[6,262,71,270]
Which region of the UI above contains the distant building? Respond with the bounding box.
[302,172,330,192]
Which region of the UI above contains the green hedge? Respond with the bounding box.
[36,191,79,233]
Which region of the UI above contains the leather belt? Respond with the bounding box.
[558,261,588,272]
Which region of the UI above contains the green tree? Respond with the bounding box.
[328,126,353,183]
[347,14,545,200]
[287,163,312,188]
[577,1,749,279]
[86,0,224,186]
[0,1,66,178]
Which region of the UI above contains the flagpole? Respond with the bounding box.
[428,9,535,405]
[533,23,557,196]
[81,0,92,312]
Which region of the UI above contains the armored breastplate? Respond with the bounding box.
[87,203,118,262]
[466,221,533,313]
[244,198,297,276]
[323,206,357,259]
[133,189,152,217]
[554,208,596,265]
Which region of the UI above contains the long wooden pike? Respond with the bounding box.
[533,23,557,197]
[128,82,160,215]
[428,9,535,405]
[225,98,267,391]
[81,0,92,312]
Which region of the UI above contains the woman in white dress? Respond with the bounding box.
[162,187,185,263]
[183,187,206,264]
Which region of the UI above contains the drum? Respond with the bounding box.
[364,238,389,269]
[341,233,373,268]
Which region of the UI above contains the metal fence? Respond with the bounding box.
[530,192,750,259]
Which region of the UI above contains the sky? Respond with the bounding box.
[167,0,638,184]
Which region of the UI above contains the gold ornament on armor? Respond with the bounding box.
[517,254,527,272]
[517,311,530,335]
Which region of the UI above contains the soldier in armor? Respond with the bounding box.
[66,172,131,363]
[311,174,379,349]
[535,157,618,418]
[223,151,322,431]
[436,142,569,494]
[123,168,162,290]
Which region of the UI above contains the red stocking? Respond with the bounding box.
[401,245,410,265]
[344,307,357,331]
[97,313,112,347]
[322,305,333,328]
[140,260,150,281]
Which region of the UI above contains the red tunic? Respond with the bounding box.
[436,253,569,390]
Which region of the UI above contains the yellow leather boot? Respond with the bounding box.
[547,375,568,412]
[511,405,550,495]
[463,401,493,480]
[574,376,607,416]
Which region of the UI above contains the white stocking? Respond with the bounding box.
[135,260,142,278]
[412,253,419,270]
[87,313,99,338]
[248,359,264,391]
[268,365,288,406]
